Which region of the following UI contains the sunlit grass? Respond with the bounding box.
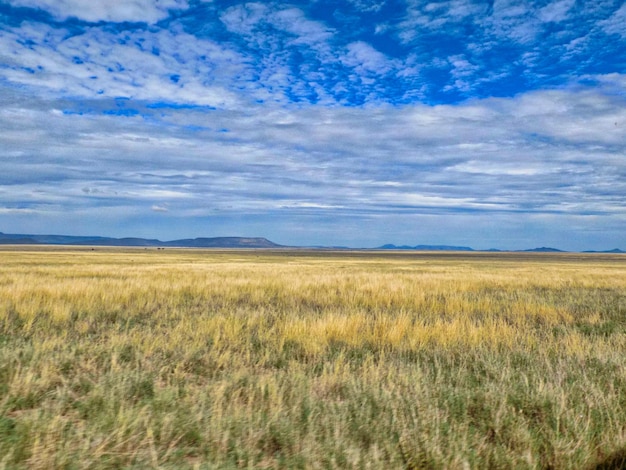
[0,247,625,468]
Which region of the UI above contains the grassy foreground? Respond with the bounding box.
[0,247,625,469]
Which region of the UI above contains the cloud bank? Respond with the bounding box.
[7,0,195,23]
[0,1,625,249]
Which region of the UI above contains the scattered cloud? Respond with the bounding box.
[151,204,169,212]
[346,0,386,14]
[0,1,624,249]
[1,75,624,248]
[0,21,246,106]
[7,0,193,23]
[538,0,576,23]
[599,4,626,38]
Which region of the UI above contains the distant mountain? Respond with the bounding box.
[522,247,565,252]
[1,232,623,252]
[0,236,39,244]
[378,244,474,251]
[0,232,282,248]
[163,237,281,248]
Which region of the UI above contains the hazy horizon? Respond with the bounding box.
[1,229,625,252]
[1,0,625,251]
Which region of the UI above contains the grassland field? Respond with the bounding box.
[0,246,625,469]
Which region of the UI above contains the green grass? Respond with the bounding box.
[0,247,625,468]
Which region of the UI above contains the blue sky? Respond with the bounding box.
[1,0,625,250]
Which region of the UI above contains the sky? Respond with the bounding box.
[0,0,625,250]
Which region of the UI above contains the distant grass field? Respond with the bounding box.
[0,247,625,469]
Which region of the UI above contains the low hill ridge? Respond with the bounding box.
[0,232,281,248]
[378,244,474,251]
[0,232,623,252]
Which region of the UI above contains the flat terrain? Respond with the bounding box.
[0,247,625,469]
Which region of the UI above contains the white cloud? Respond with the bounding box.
[0,22,247,107]
[1,83,624,249]
[599,4,626,38]
[538,0,576,23]
[7,0,192,23]
[2,77,624,230]
[481,2,542,45]
[6,1,620,108]
[270,8,334,46]
[398,0,487,42]
[444,55,480,92]
[219,3,267,36]
[346,0,386,13]
[343,41,396,75]
[0,208,37,214]
[510,89,626,145]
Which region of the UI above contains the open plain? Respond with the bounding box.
[0,247,625,469]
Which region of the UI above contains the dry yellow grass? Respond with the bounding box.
[0,247,625,468]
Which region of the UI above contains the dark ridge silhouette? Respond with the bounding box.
[522,247,564,252]
[0,232,624,253]
[0,237,39,244]
[378,244,474,251]
[163,237,281,248]
[0,232,281,248]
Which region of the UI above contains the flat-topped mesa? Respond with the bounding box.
[0,232,282,248]
[163,237,282,248]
